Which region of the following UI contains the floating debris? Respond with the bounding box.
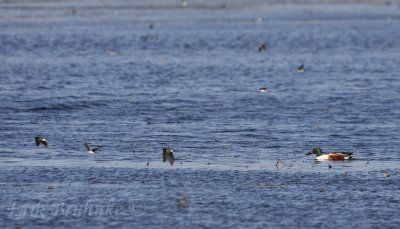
[275,159,287,168]
[13,184,32,187]
[319,189,324,192]
[144,147,149,152]
[165,177,168,180]
[344,172,347,177]
[297,64,304,72]
[260,164,263,169]
[48,186,54,190]
[177,194,189,208]
[241,183,248,186]
[108,52,118,56]
[141,35,148,41]
[258,44,266,52]
[384,170,389,178]
[256,183,282,187]
[35,137,48,147]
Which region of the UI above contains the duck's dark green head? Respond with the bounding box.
[306,148,323,156]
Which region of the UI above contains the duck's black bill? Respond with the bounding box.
[306,152,312,155]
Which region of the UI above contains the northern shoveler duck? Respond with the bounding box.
[35,137,48,147]
[163,148,174,166]
[85,142,104,154]
[306,148,354,161]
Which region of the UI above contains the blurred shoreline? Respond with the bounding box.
[0,0,399,8]
[0,0,399,26]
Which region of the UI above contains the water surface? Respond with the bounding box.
[1,1,400,228]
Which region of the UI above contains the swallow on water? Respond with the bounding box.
[258,44,266,52]
[85,142,104,154]
[35,137,48,147]
[163,148,174,166]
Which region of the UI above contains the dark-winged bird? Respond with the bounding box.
[85,142,104,154]
[35,137,48,147]
[258,44,266,52]
[163,148,174,166]
[297,64,304,72]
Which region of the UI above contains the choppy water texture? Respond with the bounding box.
[1,0,400,228]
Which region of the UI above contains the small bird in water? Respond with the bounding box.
[259,88,268,92]
[258,44,266,52]
[163,148,174,166]
[85,142,104,154]
[35,137,48,147]
[306,148,354,161]
[297,64,305,72]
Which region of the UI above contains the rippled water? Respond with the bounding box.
[1,1,400,228]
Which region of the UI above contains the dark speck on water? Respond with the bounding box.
[1,0,400,228]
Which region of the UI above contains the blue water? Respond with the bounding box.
[1,1,400,228]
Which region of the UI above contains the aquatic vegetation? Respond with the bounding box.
[177,194,189,208]
[256,183,282,187]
